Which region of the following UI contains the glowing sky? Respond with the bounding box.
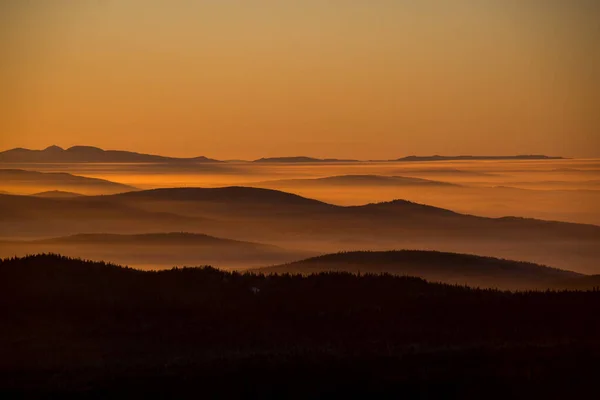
[1,1,598,159]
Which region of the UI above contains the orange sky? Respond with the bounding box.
[1,1,598,159]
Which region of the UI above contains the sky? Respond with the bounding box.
[1,1,598,159]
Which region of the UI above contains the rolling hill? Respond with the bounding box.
[113,186,328,206]
[0,232,313,269]
[0,169,136,195]
[254,175,457,187]
[0,193,210,237]
[0,187,598,273]
[253,250,583,290]
[32,190,85,198]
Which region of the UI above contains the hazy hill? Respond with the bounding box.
[1,187,599,273]
[113,186,323,203]
[0,233,313,269]
[255,175,457,187]
[0,169,136,195]
[395,155,563,162]
[38,232,265,246]
[392,168,494,177]
[2,254,599,396]
[253,156,359,163]
[113,186,333,215]
[553,275,600,290]
[32,190,84,198]
[0,145,221,163]
[253,250,582,290]
[0,193,208,237]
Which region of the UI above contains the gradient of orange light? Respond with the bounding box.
[1,1,598,159]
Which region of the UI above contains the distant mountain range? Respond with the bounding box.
[0,146,563,163]
[254,175,458,188]
[253,155,563,163]
[0,146,221,163]
[395,155,563,162]
[253,156,359,163]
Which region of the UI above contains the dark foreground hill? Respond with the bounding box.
[253,250,584,290]
[1,254,599,398]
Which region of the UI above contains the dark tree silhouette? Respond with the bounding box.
[1,254,599,398]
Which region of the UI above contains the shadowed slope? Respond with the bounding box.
[0,233,315,270]
[0,194,209,237]
[110,186,335,219]
[396,155,563,162]
[112,186,329,206]
[253,250,582,290]
[1,254,600,397]
[33,232,282,249]
[33,190,84,198]
[1,187,599,273]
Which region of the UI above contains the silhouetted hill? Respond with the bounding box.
[396,168,494,176]
[2,254,599,397]
[113,186,331,208]
[351,199,461,216]
[0,169,136,195]
[256,174,457,187]
[0,194,208,237]
[1,187,599,272]
[0,233,313,269]
[0,145,221,163]
[32,190,85,198]
[253,156,359,163]
[395,155,563,162]
[36,232,272,247]
[253,250,582,290]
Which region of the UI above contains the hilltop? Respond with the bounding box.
[253,250,583,290]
